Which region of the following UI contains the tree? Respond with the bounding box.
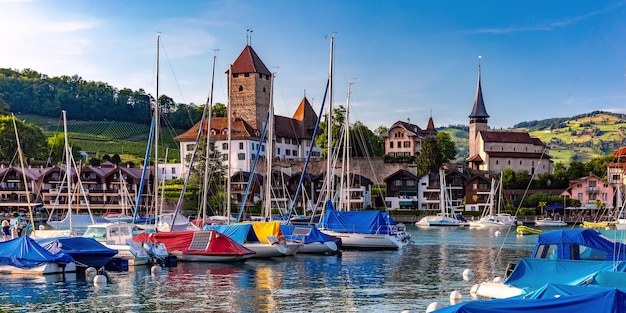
[415,136,443,177]
[111,154,122,165]
[501,168,515,189]
[349,121,384,157]
[316,106,346,157]
[436,131,456,162]
[0,92,10,115]
[212,103,227,117]
[374,125,388,137]
[0,116,47,163]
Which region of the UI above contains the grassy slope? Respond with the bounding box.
[439,112,625,166]
[17,113,181,164]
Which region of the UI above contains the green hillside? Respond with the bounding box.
[17,113,181,164]
[439,111,625,166]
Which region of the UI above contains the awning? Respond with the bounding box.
[399,201,416,205]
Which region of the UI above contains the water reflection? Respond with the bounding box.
[0,226,540,312]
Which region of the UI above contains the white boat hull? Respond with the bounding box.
[320,230,406,250]
[0,262,77,275]
[298,241,339,254]
[244,243,288,258]
[534,219,567,227]
[416,216,468,227]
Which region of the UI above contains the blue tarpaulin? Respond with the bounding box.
[318,200,395,234]
[531,229,626,261]
[205,224,254,244]
[280,225,334,244]
[546,204,564,210]
[0,236,74,269]
[36,237,117,268]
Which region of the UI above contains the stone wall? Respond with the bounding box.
[253,157,416,184]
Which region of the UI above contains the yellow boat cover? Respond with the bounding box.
[251,221,283,244]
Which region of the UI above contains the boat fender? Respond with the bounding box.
[93,274,107,284]
[151,265,162,275]
[470,284,479,294]
[400,310,414,313]
[494,231,501,237]
[493,276,503,283]
[85,267,98,277]
[462,269,473,281]
[426,302,443,313]
[450,290,462,303]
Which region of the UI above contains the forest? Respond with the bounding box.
[0,68,202,130]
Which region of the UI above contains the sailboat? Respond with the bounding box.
[132,36,255,262]
[315,35,408,250]
[415,168,469,227]
[469,175,518,228]
[42,111,109,236]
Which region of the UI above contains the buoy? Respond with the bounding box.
[85,267,97,277]
[93,274,107,284]
[462,269,473,280]
[493,276,503,283]
[151,265,163,275]
[426,302,443,313]
[494,231,501,236]
[450,290,462,303]
[400,310,414,313]
[470,284,479,294]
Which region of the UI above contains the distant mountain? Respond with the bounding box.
[438,111,626,165]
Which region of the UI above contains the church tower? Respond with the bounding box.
[228,44,272,131]
[468,61,489,158]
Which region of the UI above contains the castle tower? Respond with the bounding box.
[468,61,489,158]
[228,45,272,131]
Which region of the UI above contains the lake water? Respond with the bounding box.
[0,226,546,313]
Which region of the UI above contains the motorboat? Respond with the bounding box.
[36,236,119,269]
[0,236,76,275]
[534,217,567,227]
[82,223,153,267]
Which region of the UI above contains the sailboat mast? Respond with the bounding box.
[264,73,275,218]
[325,34,334,204]
[201,53,217,222]
[439,168,445,215]
[345,81,353,211]
[62,110,73,230]
[11,114,36,236]
[226,64,232,224]
[153,33,161,224]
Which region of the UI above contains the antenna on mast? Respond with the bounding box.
[246,28,253,46]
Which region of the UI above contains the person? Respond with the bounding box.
[14,213,23,237]
[2,220,10,241]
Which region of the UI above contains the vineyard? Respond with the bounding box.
[19,114,181,163]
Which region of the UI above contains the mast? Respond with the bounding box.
[264,73,275,218]
[439,168,445,215]
[201,53,217,222]
[62,110,73,230]
[345,81,353,211]
[11,114,36,236]
[226,64,232,224]
[325,34,334,205]
[153,33,161,226]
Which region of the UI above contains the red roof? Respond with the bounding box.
[230,45,271,75]
[174,117,258,142]
[480,131,538,144]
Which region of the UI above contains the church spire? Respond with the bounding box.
[469,56,489,120]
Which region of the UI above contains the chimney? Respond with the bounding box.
[407,117,411,123]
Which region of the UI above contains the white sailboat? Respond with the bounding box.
[316,35,408,250]
[469,176,518,228]
[415,168,469,227]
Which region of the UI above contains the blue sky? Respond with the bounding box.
[1,0,625,130]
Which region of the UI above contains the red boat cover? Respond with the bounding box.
[133,231,255,256]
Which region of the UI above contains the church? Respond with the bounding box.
[465,64,553,176]
[175,44,321,176]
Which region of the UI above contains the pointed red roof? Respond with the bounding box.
[230,45,271,75]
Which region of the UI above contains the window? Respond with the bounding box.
[172,168,176,174]
[394,180,402,186]
[263,87,266,92]
[238,86,243,91]
[389,141,394,148]
[222,143,228,150]
[261,145,265,152]
[292,150,298,157]
[495,160,499,165]
[239,142,244,150]
[577,193,583,201]
[221,154,228,161]
[520,160,522,165]
[508,160,511,165]
[238,153,245,160]
[233,73,239,78]
[602,193,608,201]
[259,73,263,78]
[186,144,195,151]
[210,129,217,135]
[244,73,249,77]
[406,180,415,186]
[403,141,411,148]
[286,150,291,156]
[276,137,282,143]
[277,148,281,155]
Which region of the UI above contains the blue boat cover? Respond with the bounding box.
[280,225,333,244]
[0,236,73,269]
[36,237,118,268]
[505,258,626,291]
[435,285,626,313]
[318,200,396,234]
[204,224,254,244]
[532,229,626,261]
